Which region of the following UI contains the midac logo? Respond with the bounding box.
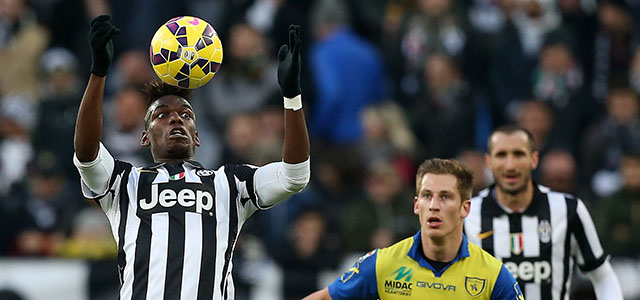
[383,266,414,296]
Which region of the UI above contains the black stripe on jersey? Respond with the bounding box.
[480,199,495,255]
[164,205,186,299]
[197,173,217,300]
[225,164,258,207]
[560,197,576,299]
[538,194,552,300]
[221,167,240,298]
[132,171,157,299]
[116,162,133,285]
[568,199,606,272]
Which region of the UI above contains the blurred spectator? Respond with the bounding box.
[514,100,555,154]
[533,38,584,110]
[102,85,153,166]
[540,149,577,193]
[222,112,260,164]
[583,86,640,196]
[0,95,36,195]
[595,153,640,257]
[54,208,116,259]
[391,0,469,99]
[489,0,560,114]
[360,102,417,184]
[591,0,637,101]
[457,149,491,194]
[0,0,49,98]
[340,160,417,253]
[309,0,387,144]
[106,50,155,96]
[194,23,280,129]
[12,153,84,256]
[33,47,82,179]
[409,53,476,159]
[274,209,339,300]
[629,46,640,95]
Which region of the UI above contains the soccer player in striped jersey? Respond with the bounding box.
[74,16,310,300]
[304,159,524,300]
[464,125,623,300]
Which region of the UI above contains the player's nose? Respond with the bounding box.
[168,112,184,124]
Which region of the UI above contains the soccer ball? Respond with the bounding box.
[150,16,223,89]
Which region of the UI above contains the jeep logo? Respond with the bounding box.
[504,261,551,284]
[140,184,213,213]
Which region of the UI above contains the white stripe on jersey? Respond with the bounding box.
[121,169,142,300]
[213,167,231,300]
[522,215,540,257]
[576,200,604,259]
[181,212,203,300]
[466,196,483,246]
[147,213,169,300]
[104,172,125,247]
[525,282,541,300]
[548,191,567,300]
[493,215,511,258]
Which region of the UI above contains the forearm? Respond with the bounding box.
[283,95,310,164]
[586,261,623,300]
[74,74,106,162]
[302,288,332,300]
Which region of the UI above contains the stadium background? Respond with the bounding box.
[0,0,639,299]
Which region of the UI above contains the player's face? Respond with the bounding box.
[414,173,470,241]
[141,96,200,161]
[486,132,539,195]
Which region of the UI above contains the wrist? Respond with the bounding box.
[283,95,302,111]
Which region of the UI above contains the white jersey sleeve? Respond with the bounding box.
[73,142,115,199]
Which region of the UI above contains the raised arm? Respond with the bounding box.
[74,15,120,162]
[278,24,310,164]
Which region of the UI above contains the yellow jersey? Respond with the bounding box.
[329,231,524,300]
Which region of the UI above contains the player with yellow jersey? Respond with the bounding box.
[304,158,524,300]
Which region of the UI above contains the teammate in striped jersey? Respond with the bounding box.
[73,16,310,300]
[464,125,622,300]
[304,159,524,300]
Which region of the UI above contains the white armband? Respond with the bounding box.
[585,260,624,300]
[283,95,302,111]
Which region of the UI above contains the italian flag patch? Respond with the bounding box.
[169,172,185,181]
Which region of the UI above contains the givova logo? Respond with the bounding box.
[384,267,413,296]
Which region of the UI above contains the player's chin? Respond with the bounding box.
[166,144,193,159]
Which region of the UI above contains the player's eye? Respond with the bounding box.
[181,112,191,119]
[157,113,167,119]
[442,194,451,200]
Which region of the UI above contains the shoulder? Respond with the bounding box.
[471,187,491,203]
[378,236,415,258]
[467,242,504,270]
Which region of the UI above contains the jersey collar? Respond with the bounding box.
[407,230,470,277]
[484,181,543,216]
[143,160,204,170]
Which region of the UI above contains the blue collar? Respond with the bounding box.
[407,230,470,277]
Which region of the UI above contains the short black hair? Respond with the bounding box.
[142,80,193,129]
[488,125,536,153]
[142,80,192,107]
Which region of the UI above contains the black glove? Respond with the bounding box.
[277,24,302,98]
[89,15,121,77]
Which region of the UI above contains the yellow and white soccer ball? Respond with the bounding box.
[149,16,223,89]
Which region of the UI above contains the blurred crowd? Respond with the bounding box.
[0,0,639,299]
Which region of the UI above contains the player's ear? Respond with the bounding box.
[194,131,200,147]
[460,199,471,218]
[484,153,491,169]
[413,196,420,215]
[141,130,150,147]
[531,150,539,170]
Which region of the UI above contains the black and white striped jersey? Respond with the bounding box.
[464,184,607,300]
[85,159,267,300]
